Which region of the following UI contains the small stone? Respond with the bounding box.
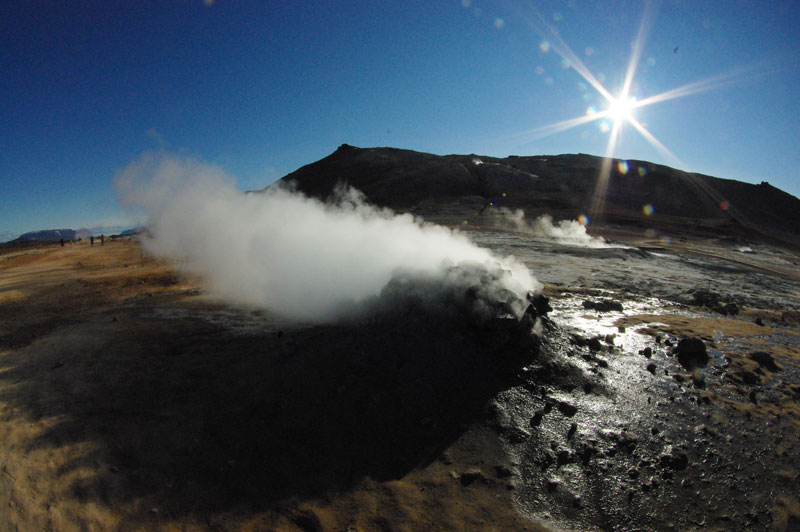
[494,465,513,479]
[748,351,779,372]
[567,422,577,440]
[557,401,578,418]
[675,338,708,370]
[646,363,656,374]
[587,337,603,352]
[459,470,486,486]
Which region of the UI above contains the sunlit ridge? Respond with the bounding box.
[511,0,753,223]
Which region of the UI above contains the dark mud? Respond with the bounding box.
[467,230,800,531]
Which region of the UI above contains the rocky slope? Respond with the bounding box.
[277,145,800,248]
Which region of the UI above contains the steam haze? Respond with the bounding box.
[115,153,538,322]
[499,208,617,248]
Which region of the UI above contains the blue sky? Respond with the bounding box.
[2,0,798,240]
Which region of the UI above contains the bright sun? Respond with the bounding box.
[606,96,637,122]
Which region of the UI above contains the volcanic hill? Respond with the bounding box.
[277,145,800,248]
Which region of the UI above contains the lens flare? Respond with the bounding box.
[577,214,589,226]
[607,96,637,122]
[642,204,654,216]
[618,160,630,174]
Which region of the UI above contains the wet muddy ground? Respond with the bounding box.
[468,228,800,531]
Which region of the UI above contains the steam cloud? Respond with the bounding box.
[115,153,538,322]
[498,208,615,248]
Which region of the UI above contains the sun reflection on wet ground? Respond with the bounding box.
[467,228,800,531]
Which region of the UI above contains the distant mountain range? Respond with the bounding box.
[276,145,800,248]
[1,227,142,248]
[17,229,81,241]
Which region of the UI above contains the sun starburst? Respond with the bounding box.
[510,1,752,222]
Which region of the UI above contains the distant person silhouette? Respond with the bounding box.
[100,234,104,245]
[90,235,94,246]
[60,238,64,247]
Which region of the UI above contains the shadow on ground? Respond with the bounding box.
[0,295,538,524]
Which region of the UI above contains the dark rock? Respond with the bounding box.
[722,302,740,316]
[754,317,764,326]
[691,289,740,315]
[675,338,709,370]
[587,337,603,352]
[530,411,544,427]
[582,299,624,312]
[646,363,656,374]
[640,346,653,358]
[748,351,779,372]
[736,370,760,385]
[501,426,531,444]
[659,447,689,471]
[527,292,553,316]
[460,470,487,486]
[546,479,560,492]
[494,465,513,479]
[556,401,578,418]
[556,450,572,467]
[567,422,577,440]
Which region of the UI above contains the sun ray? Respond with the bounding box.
[591,118,622,219]
[508,2,614,102]
[510,112,607,141]
[620,0,656,101]
[626,118,683,167]
[503,0,760,225]
[633,69,751,109]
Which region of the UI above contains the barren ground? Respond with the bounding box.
[1,234,799,531]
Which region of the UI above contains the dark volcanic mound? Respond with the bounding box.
[276,145,800,248]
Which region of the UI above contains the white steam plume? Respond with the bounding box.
[115,153,539,322]
[499,208,615,248]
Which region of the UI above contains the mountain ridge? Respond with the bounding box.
[276,145,800,248]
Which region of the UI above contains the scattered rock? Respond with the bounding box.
[546,478,560,492]
[736,370,760,386]
[501,426,531,444]
[494,465,513,479]
[582,299,624,312]
[527,292,553,316]
[556,450,572,467]
[674,338,709,370]
[530,411,544,427]
[754,317,764,326]
[587,337,603,352]
[556,401,578,418]
[460,470,488,486]
[691,289,740,315]
[646,363,656,374]
[567,422,577,440]
[659,446,689,471]
[748,351,779,372]
[639,346,653,358]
